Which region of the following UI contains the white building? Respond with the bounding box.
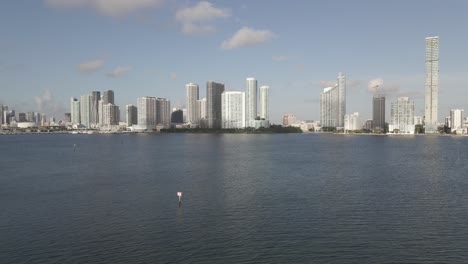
[136,96,157,131]
[389,97,415,134]
[102,104,120,126]
[80,94,91,128]
[450,109,464,132]
[199,98,207,119]
[344,112,361,131]
[320,72,346,128]
[246,77,257,127]
[186,83,199,124]
[70,97,80,125]
[259,85,269,121]
[425,36,439,133]
[221,91,245,129]
[414,116,423,125]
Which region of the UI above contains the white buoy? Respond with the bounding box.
[177,192,183,206]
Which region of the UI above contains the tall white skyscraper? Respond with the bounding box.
[320,72,346,127]
[199,98,207,119]
[222,91,245,129]
[137,96,157,130]
[259,86,269,120]
[425,36,439,133]
[390,97,415,134]
[70,97,80,124]
[186,83,199,124]
[102,103,120,126]
[80,94,91,128]
[246,78,257,127]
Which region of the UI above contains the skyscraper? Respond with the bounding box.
[450,109,464,132]
[126,104,138,127]
[246,78,257,127]
[206,81,225,129]
[390,97,415,134]
[320,72,346,127]
[70,97,81,124]
[156,98,171,128]
[0,105,4,125]
[91,91,100,126]
[425,36,439,133]
[137,96,157,130]
[80,94,91,128]
[344,112,361,131]
[171,109,184,124]
[222,91,245,129]
[199,98,207,119]
[102,103,120,126]
[373,95,385,130]
[186,83,199,124]
[102,90,114,104]
[259,85,269,120]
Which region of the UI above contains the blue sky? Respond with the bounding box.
[1,0,467,123]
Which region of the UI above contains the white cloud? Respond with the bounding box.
[78,60,105,73]
[175,1,230,35]
[45,0,163,17]
[107,66,131,78]
[368,78,384,93]
[221,27,275,50]
[272,55,291,62]
[34,89,64,116]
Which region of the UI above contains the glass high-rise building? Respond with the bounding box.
[126,104,138,127]
[320,72,346,128]
[156,98,171,128]
[425,36,439,133]
[206,81,225,129]
[80,94,91,128]
[102,90,114,105]
[372,95,385,130]
[70,97,80,125]
[90,91,101,126]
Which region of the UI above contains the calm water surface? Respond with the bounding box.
[1,134,468,263]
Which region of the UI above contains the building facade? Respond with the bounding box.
[102,90,114,105]
[126,104,138,127]
[344,112,361,131]
[91,91,101,126]
[283,114,297,126]
[70,97,80,124]
[320,72,346,128]
[259,85,269,121]
[102,104,120,126]
[246,78,258,127]
[137,96,157,130]
[80,94,91,128]
[156,98,171,128]
[450,109,464,132]
[373,95,386,130]
[206,81,225,129]
[425,36,439,133]
[389,97,415,134]
[186,83,199,124]
[221,91,245,129]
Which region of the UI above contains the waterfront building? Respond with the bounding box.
[91,91,101,126]
[18,113,26,122]
[64,113,71,123]
[156,98,171,128]
[425,36,439,133]
[102,90,114,105]
[363,119,374,130]
[199,98,207,119]
[246,78,258,127]
[137,96,157,130]
[70,97,81,124]
[80,94,91,128]
[320,72,346,128]
[450,109,464,132]
[26,112,34,122]
[171,109,184,124]
[344,112,361,131]
[0,105,3,125]
[41,114,47,126]
[186,83,199,124]
[206,81,225,129]
[259,85,269,121]
[102,104,120,126]
[98,100,104,126]
[414,116,423,125]
[389,97,415,134]
[373,95,385,130]
[283,114,297,126]
[126,104,138,127]
[221,91,245,129]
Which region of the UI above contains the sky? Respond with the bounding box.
[1,0,467,123]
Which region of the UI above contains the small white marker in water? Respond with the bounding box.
[177,192,183,204]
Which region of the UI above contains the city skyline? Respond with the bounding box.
[1,1,468,123]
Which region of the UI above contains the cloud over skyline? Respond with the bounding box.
[45,0,163,17]
[107,66,131,78]
[175,1,230,35]
[221,27,275,49]
[78,60,105,73]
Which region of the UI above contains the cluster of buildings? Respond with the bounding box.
[0,105,51,129]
